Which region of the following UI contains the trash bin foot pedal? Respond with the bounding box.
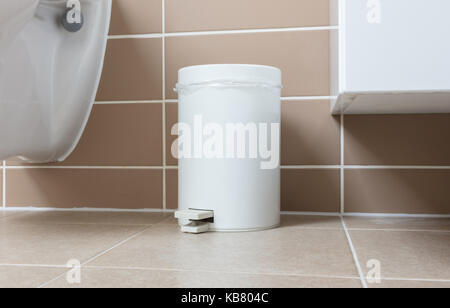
[175,209,214,221]
[175,209,213,234]
[180,221,210,234]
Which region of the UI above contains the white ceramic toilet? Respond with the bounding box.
[0,0,111,162]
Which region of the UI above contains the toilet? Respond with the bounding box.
[0,0,111,162]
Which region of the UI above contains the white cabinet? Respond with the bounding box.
[330,0,450,114]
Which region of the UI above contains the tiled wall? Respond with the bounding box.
[2,0,450,215]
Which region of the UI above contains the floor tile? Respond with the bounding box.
[158,215,178,225]
[5,211,170,226]
[46,267,361,288]
[350,230,450,280]
[368,279,450,288]
[344,217,450,232]
[90,224,358,277]
[0,221,145,265]
[0,210,24,219]
[0,266,65,288]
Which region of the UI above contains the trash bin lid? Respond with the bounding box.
[178,64,282,88]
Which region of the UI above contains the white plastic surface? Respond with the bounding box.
[330,0,450,114]
[181,222,210,234]
[175,209,214,221]
[177,64,281,232]
[0,0,111,162]
[177,64,282,90]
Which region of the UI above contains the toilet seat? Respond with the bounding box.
[0,0,111,162]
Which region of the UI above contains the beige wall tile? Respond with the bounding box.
[165,31,329,99]
[165,103,179,166]
[110,0,162,35]
[36,105,159,166]
[345,169,450,214]
[63,104,162,166]
[7,104,163,166]
[6,169,163,209]
[345,114,450,165]
[281,169,340,212]
[165,0,330,32]
[96,38,162,101]
[282,101,340,165]
[280,215,343,230]
[166,169,178,210]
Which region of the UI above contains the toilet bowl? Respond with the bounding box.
[0,0,111,162]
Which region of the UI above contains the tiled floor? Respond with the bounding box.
[0,210,449,288]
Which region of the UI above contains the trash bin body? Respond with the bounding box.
[176,64,281,232]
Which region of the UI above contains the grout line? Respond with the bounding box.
[108,26,338,40]
[280,211,341,217]
[281,165,340,169]
[3,262,450,284]
[162,0,167,211]
[340,216,368,288]
[82,265,361,281]
[36,225,153,288]
[81,266,450,284]
[344,165,450,170]
[4,166,167,170]
[81,227,152,267]
[0,264,68,269]
[3,207,448,218]
[94,96,336,105]
[343,212,450,218]
[346,228,450,233]
[282,96,337,101]
[8,222,152,227]
[1,207,176,213]
[94,100,164,105]
[164,26,338,37]
[376,277,450,283]
[109,33,162,40]
[340,113,345,214]
[0,262,360,282]
[6,165,450,170]
[2,161,5,208]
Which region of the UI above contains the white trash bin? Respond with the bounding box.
[174,64,281,232]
